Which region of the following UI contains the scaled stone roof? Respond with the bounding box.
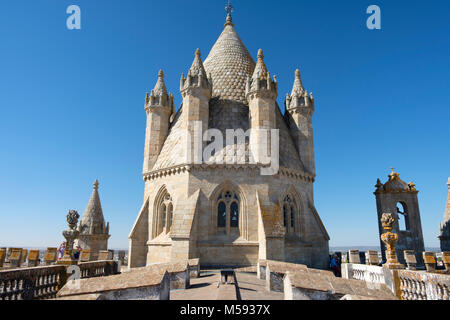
[203,17,255,104]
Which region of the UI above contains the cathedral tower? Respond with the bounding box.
[129,5,329,269]
[374,170,425,266]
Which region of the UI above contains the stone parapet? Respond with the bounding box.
[57,268,170,300]
[130,261,190,290]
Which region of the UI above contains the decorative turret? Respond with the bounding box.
[180,49,212,99]
[246,49,278,165]
[245,49,278,100]
[285,69,315,175]
[143,70,174,173]
[181,49,212,164]
[77,180,110,260]
[438,178,450,251]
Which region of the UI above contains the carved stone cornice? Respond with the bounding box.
[143,163,315,183]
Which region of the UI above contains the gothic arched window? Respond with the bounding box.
[156,192,173,236]
[283,195,297,234]
[216,190,240,234]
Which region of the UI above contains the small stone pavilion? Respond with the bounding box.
[76,180,110,260]
[374,170,425,266]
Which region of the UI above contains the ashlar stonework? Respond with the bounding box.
[128,12,330,269]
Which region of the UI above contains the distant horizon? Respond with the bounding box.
[0,1,448,249]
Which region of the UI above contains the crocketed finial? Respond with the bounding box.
[195,48,201,58]
[257,49,264,60]
[93,179,99,190]
[158,69,164,79]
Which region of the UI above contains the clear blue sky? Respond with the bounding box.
[0,0,448,249]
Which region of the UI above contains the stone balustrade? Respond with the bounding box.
[0,260,119,300]
[78,261,119,279]
[343,260,450,300]
[398,269,450,300]
[342,263,386,285]
[283,269,396,300]
[0,265,66,300]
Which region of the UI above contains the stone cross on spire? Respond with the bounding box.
[225,0,234,16]
[224,0,234,26]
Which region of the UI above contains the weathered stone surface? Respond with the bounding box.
[98,250,109,261]
[442,252,450,272]
[257,259,267,280]
[0,248,6,268]
[265,260,309,292]
[57,268,170,300]
[44,247,57,265]
[130,261,190,290]
[348,250,361,264]
[366,250,379,265]
[398,269,450,300]
[404,250,417,270]
[188,258,200,278]
[80,249,91,262]
[27,250,40,267]
[423,251,437,272]
[9,248,22,268]
[284,270,396,300]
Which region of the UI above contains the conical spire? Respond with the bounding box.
[180,49,211,93]
[146,69,173,110]
[251,49,268,81]
[246,49,277,99]
[203,12,255,104]
[189,49,207,79]
[79,180,107,235]
[152,70,168,96]
[291,69,305,97]
[285,69,313,112]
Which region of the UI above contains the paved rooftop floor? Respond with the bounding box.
[170,270,283,300]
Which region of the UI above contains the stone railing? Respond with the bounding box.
[0,260,119,300]
[342,264,386,285]
[343,263,450,300]
[398,269,450,300]
[0,265,66,300]
[78,261,118,279]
